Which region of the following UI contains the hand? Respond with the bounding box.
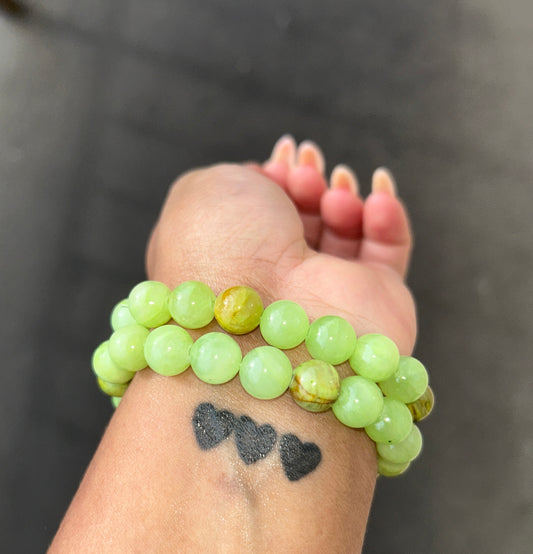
[146,136,416,354]
[52,137,418,553]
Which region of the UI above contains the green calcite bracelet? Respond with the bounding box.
[92,280,434,477]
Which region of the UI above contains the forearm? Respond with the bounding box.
[50,147,421,552]
[50,321,378,553]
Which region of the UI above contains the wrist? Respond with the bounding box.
[140,270,376,445]
[101,276,428,479]
[122,272,379,490]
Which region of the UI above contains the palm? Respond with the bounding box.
[148,164,416,354]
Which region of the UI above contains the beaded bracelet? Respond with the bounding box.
[92,280,434,477]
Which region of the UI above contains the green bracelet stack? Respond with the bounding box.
[92,280,434,477]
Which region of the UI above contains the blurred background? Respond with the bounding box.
[1,1,532,552]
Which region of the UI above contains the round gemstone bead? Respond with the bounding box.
[379,356,429,403]
[190,332,242,384]
[349,334,399,382]
[108,324,150,372]
[365,397,413,444]
[110,299,138,331]
[128,280,171,328]
[239,346,292,399]
[111,396,122,408]
[97,377,129,397]
[92,340,135,384]
[144,325,193,376]
[168,281,216,329]
[260,300,309,349]
[214,286,264,334]
[332,375,384,427]
[376,424,423,464]
[290,359,340,412]
[305,315,357,365]
[377,457,410,477]
[406,385,435,422]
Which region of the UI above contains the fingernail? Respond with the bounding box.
[270,134,296,165]
[330,164,359,195]
[297,140,326,174]
[372,167,397,196]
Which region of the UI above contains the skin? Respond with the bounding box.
[50,137,416,553]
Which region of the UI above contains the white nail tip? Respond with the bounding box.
[271,135,297,164]
[372,167,397,196]
[330,165,359,194]
[297,140,326,174]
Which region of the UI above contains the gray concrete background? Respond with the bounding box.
[1,1,532,552]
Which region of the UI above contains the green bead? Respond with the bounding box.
[144,325,193,376]
[377,424,423,464]
[331,375,384,427]
[190,332,242,384]
[214,286,264,334]
[349,334,399,382]
[260,300,309,349]
[406,385,435,422]
[168,281,216,329]
[97,377,129,397]
[110,299,137,331]
[365,397,413,444]
[377,457,410,477]
[290,359,340,412]
[111,396,122,408]
[239,346,292,399]
[108,324,150,372]
[128,280,171,328]
[305,315,357,365]
[379,356,428,403]
[92,341,135,384]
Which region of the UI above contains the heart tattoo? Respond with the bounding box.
[192,403,236,450]
[279,434,322,481]
[234,415,277,465]
[191,403,322,481]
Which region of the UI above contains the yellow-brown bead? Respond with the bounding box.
[214,286,264,335]
[406,385,434,422]
[290,359,341,412]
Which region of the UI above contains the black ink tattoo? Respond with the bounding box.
[192,403,236,450]
[279,434,322,482]
[234,416,277,465]
[191,403,322,481]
